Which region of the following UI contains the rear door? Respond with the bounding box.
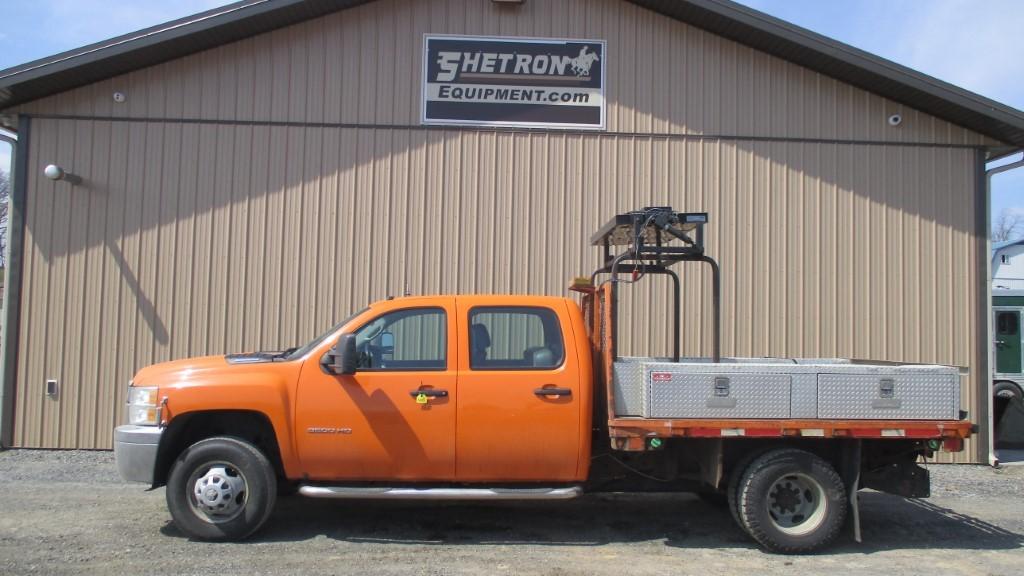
[455,298,582,482]
[996,309,1022,374]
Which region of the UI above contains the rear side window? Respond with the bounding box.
[469,306,564,370]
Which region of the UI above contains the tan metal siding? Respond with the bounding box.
[15,122,982,461]
[15,0,997,148]
[8,0,994,461]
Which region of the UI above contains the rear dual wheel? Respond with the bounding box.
[729,449,846,553]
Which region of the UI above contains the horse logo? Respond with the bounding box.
[569,45,600,78]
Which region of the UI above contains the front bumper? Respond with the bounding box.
[114,425,163,483]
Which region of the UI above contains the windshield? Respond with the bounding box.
[284,307,369,361]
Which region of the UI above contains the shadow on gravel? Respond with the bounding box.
[161,493,755,548]
[836,493,1024,554]
[159,490,1024,553]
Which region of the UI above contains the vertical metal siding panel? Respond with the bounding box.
[296,127,323,343]
[14,121,47,447]
[388,1,412,127]
[305,19,326,125]
[393,129,413,298]
[189,123,215,356]
[225,125,253,351]
[171,124,197,360]
[117,121,146,419]
[477,132,497,294]
[243,125,269,351]
[62,117,92,444]
[336,128,358,312]
[225,46,256,350]
[352,128,375,301]
[80,120,111,447]
[100,121,130,442]
[902,146,920,362]
[457,131,478,293]
[135,121,164,377]
[40,119,72,448]
[153,124,182,369]
[203,120,230,352]
[279,126,305,347]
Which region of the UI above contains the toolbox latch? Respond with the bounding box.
[707,376,737,408]
[871,378,902,409]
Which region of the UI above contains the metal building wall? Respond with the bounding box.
[8,0,997,459]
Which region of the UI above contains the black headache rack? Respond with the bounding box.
[589,207,721,363]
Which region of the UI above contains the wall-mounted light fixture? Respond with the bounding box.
[44,164,82,185]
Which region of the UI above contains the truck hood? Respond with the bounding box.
[131,353,292,388]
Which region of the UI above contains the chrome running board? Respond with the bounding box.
[298,485,583,501]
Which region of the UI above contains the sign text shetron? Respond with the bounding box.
[422,35,606,130]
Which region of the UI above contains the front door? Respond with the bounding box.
[455,298,581,482]
[296,300,458,480]
[996,309,1022,374]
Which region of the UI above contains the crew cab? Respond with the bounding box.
[115,208,972,553]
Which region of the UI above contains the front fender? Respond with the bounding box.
[160,367,302,478]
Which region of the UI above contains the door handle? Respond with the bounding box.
[534,387,573,398]
[409,389,448,398]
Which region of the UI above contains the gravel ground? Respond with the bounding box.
[1,450,1023,576]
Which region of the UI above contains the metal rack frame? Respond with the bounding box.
[589,207,721,363]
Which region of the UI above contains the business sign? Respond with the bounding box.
[422,35,606,130]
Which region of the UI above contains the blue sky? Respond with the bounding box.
[0,0,1021,226]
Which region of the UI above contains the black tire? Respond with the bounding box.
[994,381,1023,403]
[166,437,278,541]
[994,381,1023,437]
[736,449,846,554]
[726,446,782,530]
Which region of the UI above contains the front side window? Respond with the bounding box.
[354,308,446,371]
[469,306,564,370]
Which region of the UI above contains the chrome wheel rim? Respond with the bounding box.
[187,461,248,524]
[765,472,827,536]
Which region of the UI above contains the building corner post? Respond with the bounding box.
[0,115,29,449]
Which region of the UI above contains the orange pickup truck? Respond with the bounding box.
[114,208,971,553]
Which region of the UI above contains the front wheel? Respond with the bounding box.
[166,437,278,541]
[736,449,846,554]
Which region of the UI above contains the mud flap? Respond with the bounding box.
[839,440,862,544]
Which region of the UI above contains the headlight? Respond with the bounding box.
[127,385,161,426]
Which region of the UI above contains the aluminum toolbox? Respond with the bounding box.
[612,356,798,417]
[611,358,961,420]
[644,372,792,419]
[612,357,649,417]
[817,371,960,420]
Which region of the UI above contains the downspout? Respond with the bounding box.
[0,127,18,449]
[985,150,1024,466]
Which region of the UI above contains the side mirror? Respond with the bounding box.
[379,331,395,355]
[323,334,358,375]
